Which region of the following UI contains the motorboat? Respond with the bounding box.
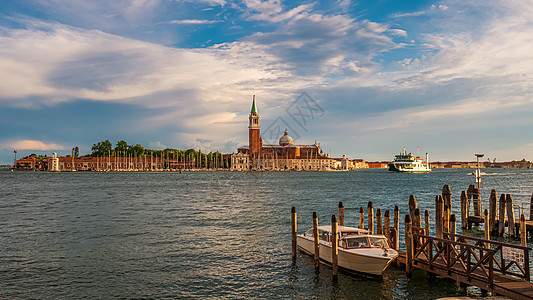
[297,225,398,276]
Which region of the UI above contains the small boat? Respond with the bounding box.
[388,147,431,173]
[297,225,398,276]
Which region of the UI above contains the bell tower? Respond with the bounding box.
[248,95,261,157]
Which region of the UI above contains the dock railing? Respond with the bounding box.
[411,227,530,287]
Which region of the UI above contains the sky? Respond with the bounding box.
[1,0,533,164]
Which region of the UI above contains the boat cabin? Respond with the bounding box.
[306,225,390,249]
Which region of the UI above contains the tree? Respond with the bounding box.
[74,146,79,157]
[131,144,145,157]
[91,140,113,157]
[115,140,129,155]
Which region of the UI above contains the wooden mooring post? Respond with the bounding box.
[312,212,319,270]
[409,195,417,225]
[338,201,344,227]
[384,210,390,241]
[424,210,430,236]
[530,193,533,221]
[291,207,297,262]
[489,189,497,234]
[331,214,339,278]
[444,204,450,233]
[473,187,481,217]
[520,214,527,247]
[450,214,456,238]
[460,191,469,229]
[442,184,452,212]
[394,206,400,250]
[359,207,364,229]
[498,193,506,237]
[414,208,421,228]
[506,194,515,237]
[368,201,374,234]
[405,214,413,276]
[376,209,382,234]
[484,209,489,241]
[435,195,444,239]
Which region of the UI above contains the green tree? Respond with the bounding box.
[74,146,79,157]
[131,144,145,157]
[115,140,129,155]
[91,140,113,157]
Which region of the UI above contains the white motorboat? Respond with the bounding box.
[297,225,398,276]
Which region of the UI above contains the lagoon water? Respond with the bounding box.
[1,169,532,299]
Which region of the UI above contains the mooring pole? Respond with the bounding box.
[444,204,450,234]
[506,194,515,237]
[435,195,444,239]
[484,209,490,242]
[442,184,452,212]
[394,206,400,250]
[384,210,391,241]
[473,188,481,217]
[498,194,506,237]
[338,201,344,227]
[312,212,319,270]
[291,207,297,262]
[409,195,418,226]
[424,210,430,236]
[521,214,527,247]
[331,214,338,278]
[489,189,497,235]
[377,209,382,234]
[359,207,364,229]
[461,191,468,229]
[450,214,456,241]
[405,214,413,276]
[368,201,374,234]
[414,208,421,228]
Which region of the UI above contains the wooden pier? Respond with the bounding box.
[399,226,533,299]
[291,186,533,299]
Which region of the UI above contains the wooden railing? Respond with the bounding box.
[410,227,530,286]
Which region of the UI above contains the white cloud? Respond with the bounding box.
[168,19,219,24]
[148,141,167,149]
[1,139,66,151]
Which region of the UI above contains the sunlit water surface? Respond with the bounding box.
[1,169,532,299]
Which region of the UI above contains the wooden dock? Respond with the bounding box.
[400,225,533,300]
[291,186,533,300]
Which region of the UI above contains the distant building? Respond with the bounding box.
[231,96,351,171]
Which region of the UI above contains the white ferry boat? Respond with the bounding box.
[388,147,431,173]
[297,225,398,276]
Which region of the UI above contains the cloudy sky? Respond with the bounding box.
[1,0,533,164]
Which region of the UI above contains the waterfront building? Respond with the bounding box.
[231,97,351,171]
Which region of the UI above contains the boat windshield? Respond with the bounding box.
[344,236,369,248]
[343,236,389,249]
[368,237,388,248]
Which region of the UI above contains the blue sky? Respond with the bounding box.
[1,0,533,164]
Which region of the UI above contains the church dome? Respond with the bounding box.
[279,129,294,146]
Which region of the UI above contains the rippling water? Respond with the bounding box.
[1,169,532,299]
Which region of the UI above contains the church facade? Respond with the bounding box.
[231,96,349,171]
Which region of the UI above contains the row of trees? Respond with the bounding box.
[90,140,228,168]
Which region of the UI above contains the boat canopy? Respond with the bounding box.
[317,225,369,234]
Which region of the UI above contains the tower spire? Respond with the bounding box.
[251,95,258,114]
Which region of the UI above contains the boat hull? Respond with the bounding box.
[297,236,397,276]
[388,163,431,173]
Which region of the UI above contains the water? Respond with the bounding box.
[1,169,532,299]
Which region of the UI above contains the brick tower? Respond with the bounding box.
[248,95,262,157]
